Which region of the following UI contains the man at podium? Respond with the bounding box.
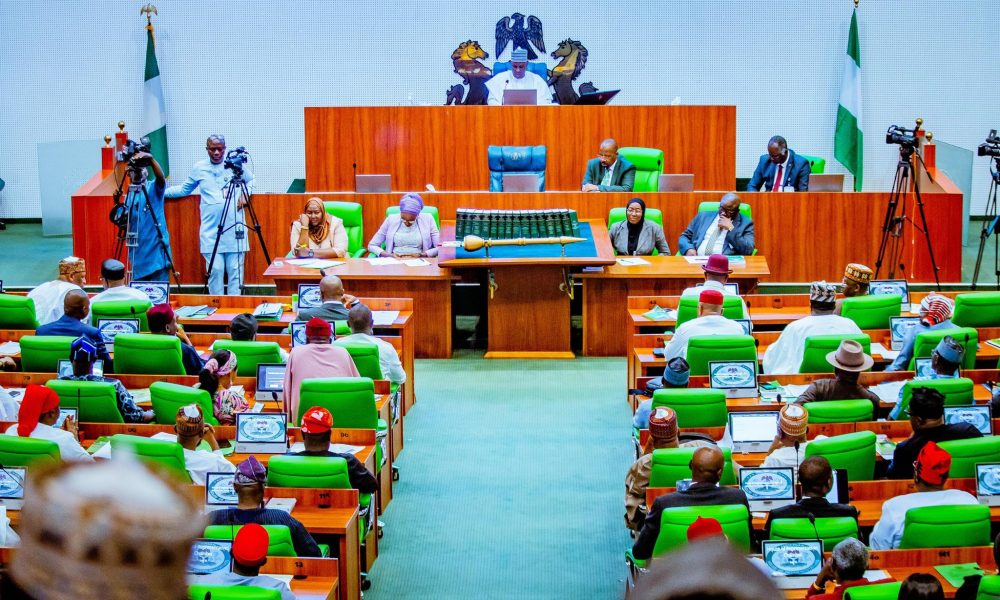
[485,48,553,106]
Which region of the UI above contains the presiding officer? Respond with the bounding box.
[747,135,811,192]
[582,138,635,192]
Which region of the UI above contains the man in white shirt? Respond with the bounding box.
[191,523,295,600]
[89,258,150,305]
[337,304,406,385]
[4,384,93,462]
[174,404,235,484]
[680,254,748,316]
[663,289,744,360]
[869,441,978,549]
[762,281,863,374]
[761,404,811,469]
[27,256,86,326]
[485,47,553,105]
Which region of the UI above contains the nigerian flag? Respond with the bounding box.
[143,22,169,176]
[835,8,862,191]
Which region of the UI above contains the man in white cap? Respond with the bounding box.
[760,404,812,469]
[796,339,881,416]
[27,256,87,325]
[886,293,955,371]
[762,281,863,374]
[663,289,744,361]
[485,47,553,105]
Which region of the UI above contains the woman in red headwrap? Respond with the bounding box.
[4,384,93,462]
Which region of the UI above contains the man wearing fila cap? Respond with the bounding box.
[763,282,863,374]
[281,318,360,423]
[886,294,956,372]
[663,289,744,361]
[27,256,87,325]
[191,523,295,599]
[796,340,881,416]
[293,407,378,494]
[871,442,978,549]
[485,47,553,105]
[680,253,749,316]
[834,263,873,315]
[174,404,235,484]
[4,384,93,462]
[887,386,981,480]
[761,404,813,469]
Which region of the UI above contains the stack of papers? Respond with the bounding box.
[869,380,905,403]
[372,310,400,326]
[130,388,152,404]
[287,442,364,455]
[175,305,217,318]
[870,342,900,360]
[285,258,344,269]
[0,341,20,356]
[683,255,746,265]
[368,257,401,266]
[778,384,811,399]
[402,258,430,267]
[642,306,676,321]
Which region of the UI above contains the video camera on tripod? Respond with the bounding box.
[885,124,919,151]
[117,137,153,170]
[978,130,1000,158]
[224,146,249,174]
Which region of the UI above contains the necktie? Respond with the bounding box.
[701,217,723,255]
[601,165,613,187]
[772,164,784,192]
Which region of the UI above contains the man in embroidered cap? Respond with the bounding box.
[485,46,554,105]
[173,404,234,484]
[886,293,956,371]
[635,357,690,428]
[763,281,863,374]
[887,386,982,480]
[27,256,87,325]
[795,340,881,415]
[761,404,812,469]
[839,263,873,299]
[663,289,744,361]
[4,384,92,462]
[679,253,749,315]
[147,303,204,375]
[582,139,636,192]
[367,193,441,258]
[191,523,295,599]
[282,318,360,422]
[764,456,858,540]
[872,442,978,549]
[888,335,965,420]
[291,406,377,493]
[60,337,153,423]
[35,289,112,368]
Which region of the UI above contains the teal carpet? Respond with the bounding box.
[367,352,632,599]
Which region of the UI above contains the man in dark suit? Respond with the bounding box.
[296,274,357,321]
[677,193,755,256]
[887,387,982,480]
[35,289,112,367]
[747,135,811,192]
[763,457,858,539]
[632,446,748,560]
[582,138,636,192]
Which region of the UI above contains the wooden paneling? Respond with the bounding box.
[303,106,737,192]
[486,265,574,357]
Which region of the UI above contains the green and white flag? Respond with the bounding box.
[835,8,862,191]
[143,22,169,176]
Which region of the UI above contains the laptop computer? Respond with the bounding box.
[97,318,140,352]
[204,472,238,511]
[740,467,796,512]
[575,89,620,105]
[354,174,391,193]
[129,281,170,305]
[502,89,537,105]
[807,174,845,192]
[0,467,25,511]
[889,316,921,351]
[502,173,540,193]
[762,539,825,589]
[234,413,288,454]
[289,321,308,348]
[297,284,322,310]
[729,411,779,453]
[57,359,104,378]
[870,279,910,305]
[734,318,754,336]
[709,360,758,399]
[945,405,992,435]
[255,363,286,402]
[976,463,1000,506]
[658,174,695,192]
[826,469,850,504]
[914,357,959,378]
[695,282,740,295]
[187,539,233,575]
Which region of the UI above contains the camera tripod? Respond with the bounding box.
[874,144,942,289]
[112,164,180,288]
[203,169,271,294]
[971,156,1000,289]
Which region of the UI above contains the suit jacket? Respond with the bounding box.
[297,301,350,322]
[582,157,636,192]
[35,315,113,368]
[747,150,811,192]
[763,497,859,539]
[609,220,670,256]
[631,483,749,559]
[677,211,755,256]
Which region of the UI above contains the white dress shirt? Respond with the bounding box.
[663,314,745,361]
[761,443,810,469]
[5,422,94,463]
[27,280,82,326]
[696,214,728,256]
[182,447,236,485]
[680,280,749,316]
[337,332,407,384]
[869,489,978,550]
[90,285,150,305]
[165,159,255,254]
[485,70,553,105]
[762,314,863,375]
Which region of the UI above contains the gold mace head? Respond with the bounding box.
[118,121,126,131]
[926,132,934,143]
[104,135,112,147]
[915,118,924,128]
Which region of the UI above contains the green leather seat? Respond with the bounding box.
[45,380,123,423]
[0,294,39,329]
[841,295,902,329]
[333,341,383,380]
[952,292,1000,328]
[19,335,75,372]
[803,399,873,424]
[608,207,665,256]
[332,320,350,336]
[894,378,975,420]
[150,381,219,426]
[212,340,284,377]
[675,296,745,328]
[112,333,186,375]
[110,434,189,481]
[187,585,281,600]
[386,205,440,227]
[937,437,1000,478]
[90,299,153,331]
[203,524,297,557]
[0,435,61,467]
[685,335,756,377]
[652,504,751,556]
[768,517,859,551]
[649,447,736,487]
[975,576,1000,599]
[843,582,903,600]
[651,388,728,428]
[908,327,978,371]
[899,504,991,548]
[799,155,827,174]
[798,334,872,374]
[324,201,366,258]
[297,377,387,469]
[697,201,753,220]
[804,431,876,481]
[617,147,665,193]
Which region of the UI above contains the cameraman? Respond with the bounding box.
[165,134,254,295]
[127,152,174,282]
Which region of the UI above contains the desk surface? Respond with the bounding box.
[581,255,771,280]
[264,258,451,281]
[437,220,617,267]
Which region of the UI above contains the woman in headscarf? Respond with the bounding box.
[609,197,670,256]
[290,197,348,258]
[367,193,440,257]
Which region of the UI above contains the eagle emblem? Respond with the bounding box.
[495,13,545,61]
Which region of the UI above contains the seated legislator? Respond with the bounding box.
[35,289,113,368]
[200,349,249,425]
[763,456,859,539]
[761,404,812,469]
[886,294,955,372]
[634,357,690,429]
[89,258,149,305]
[338,304,406,385]
[795,340,880,416]
[680,254,748,315]
[485,47,553,105]
[61,337,154,423]
[206,456,322,558]
[677,193,755,256]
[4,384,93,462]
[282,318,360,422]
[296,274,355,321]
[609,198,669,256]
[663,289,744,361]
[888,336,965,420]
[582,139,636,193]
[174,404,236,484]
[747,135,811,192]
[631,446,749,560]
[763,282,863,374]
[292,407,378,493]
[871,442,978,549]
[290,196,348,259]
[886,387,981,480]
[834,263,872,315]
[28,256,87,326]
[806,538,892,599]
[191,522,296,600]
[226,312,288,361]
[147,303,204,375]
[367,193,440,258]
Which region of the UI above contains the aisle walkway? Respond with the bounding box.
[367,352,632,599]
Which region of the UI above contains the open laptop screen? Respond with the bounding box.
[740,467,795,503]
[977,463,1000,498]
[187,539,232,575]
[762,540,824,577]
[0,467,25,501]
[297,284,322,310]
[729,412,779,444]
[205,472,238,507]
[236,413,287,444]
[97,318,140,347]
[256,363,286,395]
[914,357,959,378]
[889,317,920,349]
[944,406,992,435]
[129,281,170,305]
[710,361,758,391]
[870,279,909,305]
[696,282,740,295]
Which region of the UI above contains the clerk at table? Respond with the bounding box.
[747,135,811,192]
[367,193,440,258]
[582,138,636,192]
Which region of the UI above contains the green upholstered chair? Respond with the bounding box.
[952,292,1000,327]
[203,524,297,557]
[799,155,827,174]
[798,334,871,374]
[908,327,978,371]
[696,201,753,220]
[297,377,387,469]
[894,378,975,420]
[212,340,284,377]
[937,437,1000,478]
[804,431,876,481]
[90,299,153,331]
[652,504,751,556]
[0,294,39,329]
[617,147,665,193]
[803,400,873,424]
[899,504,991,549]
[685,335,756,377]
[19,335,75,372]
[843,582,903,600]
[150,381,219,426]
[0,436,61,467]
[768,516,859,551]
[333,341,383,380]
[324,201,366,258]
[651,388,727,428]
[608,207,665,256]
[386,205,440,227]
[332,320,350,336]
[841,295,902,330]
[975,576,1000,599]
[187,586,281,600]
[649,447,736,488]
[45,380,123,423]
[110,434,189,481]
[674,296,745,328]
[112,333,186,375]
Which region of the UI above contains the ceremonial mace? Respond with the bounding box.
[443,234,586,258]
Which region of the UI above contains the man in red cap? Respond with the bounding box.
[147,303,204,375]
[281,318,359,422]
[4,384,92,462]
[686,516,724,542]
[663,288,744,361]
[190,523,295,599]
[680,253,748,316]
[870,441,978,549]
[292,406,377,493]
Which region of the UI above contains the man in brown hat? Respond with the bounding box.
[27,256,87,325]
[796,340,881,416]
[835,263,873,314]
[761,404,811,469]
[680,253,748,316]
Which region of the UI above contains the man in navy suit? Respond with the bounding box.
[35,289,113,368]
[582,139,636,192]
[747,135,811,192]
[677,193,755,256]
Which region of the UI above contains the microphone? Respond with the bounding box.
[794,440,801,479]
[806,512,823,547]
[352,162,357,179]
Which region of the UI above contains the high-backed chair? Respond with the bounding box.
[203,525,297,557]
[804,431,876,481]
[297,378,387,468]
[617,147,664,193]
[675,296,745,327]
[45,380,123,423]
[899,504,991,548]
[843,582,903,600]
[841,295,902,329]
[211,340,284,377]
[799,155,827,174]
[0,436,60,467]
[487,145,546,192]
[685,335,756,377]
[90,299,153,331]
[803,400,873,424]
[652,504,751,556]
[651,388,727,428]
[110,434,189,481]
[333,342,383,381]
[799,334,872,374]
[908,327,978,370]
[937,437,1000,478]
[0,294,39,329]
[323,201,366,257]
[649,447,736,487]
[894,378,975,420]
[19,335,75,372]
[768,516,859,551]
[386,205,440,227]
[112,333,185,375]
[150,381,218,426]
[696,201,753,220]
[952,292,1000,327]
[187,585,281,600]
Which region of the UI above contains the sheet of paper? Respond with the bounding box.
[869,343,900,360]
[617,257,650,266]
[261,574,294,586]
[402,258,430,267]
[129,388,151,405]
[372,310,400,326]
[367,257,401,266]
[0,341,21,355]
[779,384,811,399]
[250,402,266,413]
[869,380,906,403]
[287,442,364,455]
[285,258,318,266]
[302,259,343,269]
[175,305,207,318]
[683,255,709,264]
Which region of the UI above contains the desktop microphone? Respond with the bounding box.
[352,162,357,180]
[794,440,801,476]
[806,512,823,547]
